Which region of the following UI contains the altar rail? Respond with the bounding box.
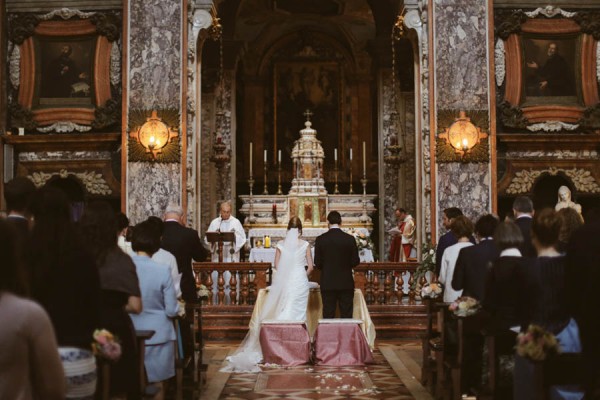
[193,261,434,306]
[193,262,271,306]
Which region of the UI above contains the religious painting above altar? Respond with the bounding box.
[274,61,342,168]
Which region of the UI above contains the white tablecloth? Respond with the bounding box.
[249,247,374,265]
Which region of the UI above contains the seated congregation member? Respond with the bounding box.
[513,196,536,258]
[80,202,142,399]
[439,215,474,302]
[129,221,179,400]
[514,209,582,400]
[452,214,500,301]
[483,221,532,333]
[0,219,65,399]
[117,211,133,255]
[147,216,182,298]
[435,207,464,275]
[27,187,100,399]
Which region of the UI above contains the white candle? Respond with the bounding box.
[334,148,337,161]
[362,141,366,175]
[278,149,281,163]
[350,148,353,161]
[264,149,267,163]
[249,142,253,176]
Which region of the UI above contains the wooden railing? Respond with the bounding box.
[192,262,271,305]
[355,262,433,305]
[193,261,436,307]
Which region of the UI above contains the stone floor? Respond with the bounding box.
[190,340,432,400]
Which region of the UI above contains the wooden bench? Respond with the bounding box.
[135,330,160,399]
[420,298,445,393]
[533,353,584,400]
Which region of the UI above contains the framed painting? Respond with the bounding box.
[497,11,599,131]
[274,62,342,167]
[9,12,120,132]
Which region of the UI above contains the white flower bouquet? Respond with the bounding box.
[448,296,481,317]
[421,282,443,299]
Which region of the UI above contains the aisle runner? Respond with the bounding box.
[219,349,414,399]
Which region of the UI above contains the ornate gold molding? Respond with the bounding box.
[506,167,600,194]
[28,169,112,195]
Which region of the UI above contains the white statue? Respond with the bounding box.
[555,185,582,214]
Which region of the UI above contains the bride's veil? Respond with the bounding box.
[220,228,300,372]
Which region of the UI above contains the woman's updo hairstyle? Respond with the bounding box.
[287,216,303,235]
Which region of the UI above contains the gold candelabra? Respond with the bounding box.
[247,177,256,223]
[349,163,354,194]
[360,175,369,222]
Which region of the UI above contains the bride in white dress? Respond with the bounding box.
[221,217,314,372]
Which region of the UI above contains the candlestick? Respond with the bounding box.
[263,162,269,195]
[334,158,340,194]
[349,162,354,194]
[249,142,253,176]
[276,160,283,195]
[350,148,353,161]
[264,149,267,163]
[334,148,337,161]
[248,177,256,223]
[359,176,369,222]
[362,141,366,175]
[278,149,281,163]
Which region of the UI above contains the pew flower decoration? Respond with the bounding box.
[411,241,436,292]
[92,329,122,361]
[449,296,480,317]
[177,299,186,318]
[197,284,210,299]
[516,324,560,361]
[421,282,443,299]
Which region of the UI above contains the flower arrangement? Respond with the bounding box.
[449,296,480,317]
[197,284,210,299]
[177,299,186,318]
[516,324,560,361]
[345,228,374,251]
[92,329,121,361]
[411,241,436,292]
[421,282,443,299]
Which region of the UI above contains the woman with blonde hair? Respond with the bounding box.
[221,216,314,372]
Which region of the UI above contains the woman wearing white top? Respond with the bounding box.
[439,215,475,302]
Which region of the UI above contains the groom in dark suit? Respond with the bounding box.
[314,211,360,318]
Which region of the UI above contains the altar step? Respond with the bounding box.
[200,303,427,342]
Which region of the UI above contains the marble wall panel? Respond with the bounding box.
[127,0,183,222]
[434,0,488,110]
[437,162,490,221]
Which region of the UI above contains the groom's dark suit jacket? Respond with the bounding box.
[314,228,360,290]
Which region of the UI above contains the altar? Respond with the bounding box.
[239,115,377,248]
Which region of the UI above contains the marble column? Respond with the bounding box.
[432,0,492,232]
[127,0,184,223]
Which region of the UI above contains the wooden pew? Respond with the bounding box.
[532,353,584,400]
[135,330,160,398]
[95,358,110,400]
[484,329,516,399]
[420,297,446,393]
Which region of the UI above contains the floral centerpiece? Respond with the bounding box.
[449,296,481,317]
[92,329,122,361]
[421,282,443,299]
[516,324,560,361]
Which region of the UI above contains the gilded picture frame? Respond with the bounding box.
[8,12,121,132]
[496,11,600,131]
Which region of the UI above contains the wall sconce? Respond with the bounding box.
[438,111,488,160]
[128,109,180,163]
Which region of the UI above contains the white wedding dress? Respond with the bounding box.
[220,228,311,372]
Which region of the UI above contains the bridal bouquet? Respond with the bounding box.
[516,324,560,361]
[92,329,122,361]
[421,282,443,299]
[449,296,480,317]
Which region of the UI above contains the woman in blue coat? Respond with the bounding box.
[129,220,178,398]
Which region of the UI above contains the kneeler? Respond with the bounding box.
[259,320,311,366]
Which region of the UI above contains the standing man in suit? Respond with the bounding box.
[314,211,360,318]
[435,207,464,275]
[161,204,208,303]
[513,196,536,258]
[452,214,500,301]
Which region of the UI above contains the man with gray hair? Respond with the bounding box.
[205,201,246,263]
[161,204,208,303]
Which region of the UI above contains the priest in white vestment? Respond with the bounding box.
[206,201,246,303]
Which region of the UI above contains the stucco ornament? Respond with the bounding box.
[495,39,505,87]
[526,121,579,132]
[507,167,600,194]
[29,169,112,195]
[524,6,576,19]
